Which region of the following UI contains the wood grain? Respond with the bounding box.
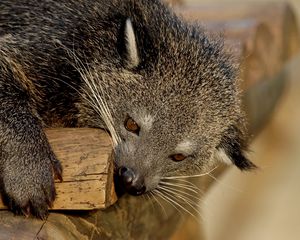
[0,128,117,210]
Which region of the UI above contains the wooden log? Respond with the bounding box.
[0,2,299,240]
[176,1,300,59]
[175,2,300,136]
[0,128,117,210]
[175,2,300,88]
[164,0,183,6]
[205,19,275,90]
[171,3,300,240]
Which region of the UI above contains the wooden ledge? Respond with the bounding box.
[0,128,117,210]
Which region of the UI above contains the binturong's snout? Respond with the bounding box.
[117,167,146,196]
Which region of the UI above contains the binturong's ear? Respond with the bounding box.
[216,125,257,171]
[122,18,140,69]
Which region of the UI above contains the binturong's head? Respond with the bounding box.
[78,0,257,196]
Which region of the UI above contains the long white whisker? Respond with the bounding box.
[155,189,196,219]
[66,47,121,147]
[41,76,115,148]
[158,186,205,222]
[82,67,121,147]
[158,185,204,204]
[149,191,167,217]
[157,187,200,221]
[160,181,199,193]
[145,192,155,212]
[59,79,116,149]
[162,166,218,179]
[158,186,202,213]
[165,179,205,194]
[208,173,243,193]
[153,190,184,217]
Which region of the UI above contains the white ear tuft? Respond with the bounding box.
[124,18,140,68]
[215,148,233,165]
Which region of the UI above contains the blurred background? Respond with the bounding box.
[203,54,300,240]
[174,0,300,239]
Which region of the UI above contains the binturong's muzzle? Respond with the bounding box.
[116,167,146,196]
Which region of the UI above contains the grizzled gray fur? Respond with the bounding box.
[0,0,256,218]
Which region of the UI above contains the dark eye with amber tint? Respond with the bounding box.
[124,117,140,135]
[170,154,187,162]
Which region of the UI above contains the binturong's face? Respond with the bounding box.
[78,18,256,197]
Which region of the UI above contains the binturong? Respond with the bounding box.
[0,0,256,218]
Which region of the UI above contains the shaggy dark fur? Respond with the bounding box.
[0,0,255,218]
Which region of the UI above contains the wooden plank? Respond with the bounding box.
[0,128,117,210]
[46,128,117,209]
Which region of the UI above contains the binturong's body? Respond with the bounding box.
[0,0,256,218]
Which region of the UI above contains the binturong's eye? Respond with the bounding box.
[124,116,140,135]
[170,154,187,162]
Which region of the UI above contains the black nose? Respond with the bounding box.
[118,167,134,186]
[118,167,146,196]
